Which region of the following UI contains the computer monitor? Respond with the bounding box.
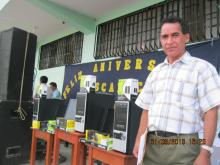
[33,98,40,117]
[33,99,66,121]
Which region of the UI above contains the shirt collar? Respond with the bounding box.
[162,51,192,66]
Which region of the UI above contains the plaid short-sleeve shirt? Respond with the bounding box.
[135,51,220,133]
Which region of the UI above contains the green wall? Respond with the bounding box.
[31,0,165,95]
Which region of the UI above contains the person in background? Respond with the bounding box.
[33,75,52,99]
[133,15,220,165]
[49,82,61,99]
[33,76,53,161]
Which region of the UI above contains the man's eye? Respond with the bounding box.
[173,33,179,37]
[161,35,168,39]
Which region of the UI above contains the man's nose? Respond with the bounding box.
[166,36,173,44]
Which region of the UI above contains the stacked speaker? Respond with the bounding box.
[0,27,36,101]
[0,27,37,164]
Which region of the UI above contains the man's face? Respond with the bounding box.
[50,85,55,91]
[160,22,190,63]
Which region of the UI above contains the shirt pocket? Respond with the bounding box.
[154,80,166,95]
[173,79,184,102]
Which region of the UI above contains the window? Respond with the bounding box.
[94,0,220,59]
[39,32,83,70]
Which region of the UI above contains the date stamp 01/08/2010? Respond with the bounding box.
[150,138,206,145]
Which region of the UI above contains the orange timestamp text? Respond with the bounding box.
[150,138,206,145]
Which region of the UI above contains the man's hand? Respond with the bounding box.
[132,110,148,158]
[194,107,218,165]
[194,149,211,165]
[133,138,140,157]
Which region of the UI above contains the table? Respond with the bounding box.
[86,144,137,165]
[53,129,85,165]
[30,129,54,165]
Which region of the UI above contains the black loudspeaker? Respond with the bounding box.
[113,98,142,154]
[0,100,33,165]
[0,27,37,101]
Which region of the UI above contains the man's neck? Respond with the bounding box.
[167,50,186,64]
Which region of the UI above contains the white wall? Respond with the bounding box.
[33,66,65,94]
[81,33,96,63]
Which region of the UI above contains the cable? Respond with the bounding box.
[15,33,30,120]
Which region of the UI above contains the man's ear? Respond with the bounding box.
[184,33,190,43]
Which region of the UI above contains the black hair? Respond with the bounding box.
[49,82,57,88]
[161,15,189,34]
[40,76,48,84]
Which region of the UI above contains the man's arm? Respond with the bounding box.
[32,84,40,99]
[133,110,148,157]
[194,106,218,165]
[203,106,218,148]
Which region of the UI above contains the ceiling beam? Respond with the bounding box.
[27,0,96,34]
[96,0,165,24]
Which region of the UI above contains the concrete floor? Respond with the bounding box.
[21,143,102,165]
[21,143,72,165]
[18,144,220,165]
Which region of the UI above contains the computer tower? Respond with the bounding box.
[75,92,115,134]
[113,99,142,154]
[64,99,77,120]
[33,98,66,121]
[0,27,37,101]
[0,100,33,165]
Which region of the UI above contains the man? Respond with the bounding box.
[33,76,52,99]
[133,16,220,165]
[49,82,61,99]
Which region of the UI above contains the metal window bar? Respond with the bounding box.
[104,24,109,58]
[95,25,101,59]
[94,0,220,59]
[113,20,118,56]
[104,23,109,58]
[218,0,220,36]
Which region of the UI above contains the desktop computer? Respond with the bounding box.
[112,98,142,154]
[75,92,115,134]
